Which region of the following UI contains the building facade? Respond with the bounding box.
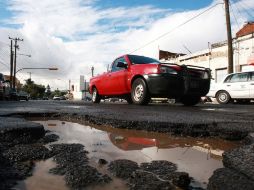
[160,22,254,83]
[70,75,90,100]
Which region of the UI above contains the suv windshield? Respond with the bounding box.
[128,55,160,65]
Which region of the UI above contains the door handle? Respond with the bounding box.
[250,83,254,85]
[227,85,231,86]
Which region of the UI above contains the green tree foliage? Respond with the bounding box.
[22,79,46,99]
[45,84,51,97]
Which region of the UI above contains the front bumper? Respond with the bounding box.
[145,73,210,98]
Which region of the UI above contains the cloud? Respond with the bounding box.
[0,0,253,90]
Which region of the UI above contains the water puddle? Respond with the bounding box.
[18,120,240,190]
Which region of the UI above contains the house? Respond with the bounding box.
[160,22,254,82]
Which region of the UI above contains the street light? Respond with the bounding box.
[14,67,58,89]
[16,67,58,74]
[17,53,31,58]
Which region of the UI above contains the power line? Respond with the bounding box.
[0,41,9,47]
[229,0,241,30]
[129,3,223,54]
[239,0,254,16]
[0,60,9,69]
[237,0,254,18]
[232,0,246,20]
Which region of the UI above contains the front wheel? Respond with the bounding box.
[92,87,101,103]
[181,96,201,106]
[216,91,230,104]
[131,78,150,105]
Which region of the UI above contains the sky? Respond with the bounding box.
[0,0,254,90]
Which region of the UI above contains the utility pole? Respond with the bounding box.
[224,0,234,74]
[9,39,13,88]
[27,72,32,80]
[91,66,94,77]
[9,37,23,89]
[84,79,86,100]
[69,79,71,92]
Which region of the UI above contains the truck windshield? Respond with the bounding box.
[128,55,160,65]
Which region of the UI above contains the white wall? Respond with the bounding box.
[162,34,254,82]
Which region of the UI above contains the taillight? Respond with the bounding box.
[159,65,178,75]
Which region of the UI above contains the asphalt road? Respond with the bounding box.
[0,100,254,125]
[1,100,254,190]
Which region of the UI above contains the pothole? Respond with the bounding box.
[15,119,241,190]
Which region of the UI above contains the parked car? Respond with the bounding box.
[83,96,92,101]
[207,71,254,104]
[89,54,211,106]
[43,96,49,100]
[18,91,29,101]
[0,73,10,100]
[8,88,19,101]
[53,96,61,100]
[60,96,66,100]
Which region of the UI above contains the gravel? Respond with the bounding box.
[207,168,254,190]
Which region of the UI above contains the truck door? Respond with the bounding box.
[107,57,129,95]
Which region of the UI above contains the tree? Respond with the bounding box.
[22,79,46,99]
[45,84,51,97]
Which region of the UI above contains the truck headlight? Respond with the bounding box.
[159,66,178,75]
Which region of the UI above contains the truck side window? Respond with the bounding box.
[111,57,127,72]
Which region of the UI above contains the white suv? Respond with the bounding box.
[207,71,254,104]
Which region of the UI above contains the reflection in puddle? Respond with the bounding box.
[17,159,68,190]
[21,120,240,190]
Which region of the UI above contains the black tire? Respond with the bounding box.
[131,78,150,105]
[92,87,101,103]
[216,91,231,104]
[181,96,201,106]
[126,95,133,104]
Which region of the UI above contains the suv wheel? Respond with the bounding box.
[181,96,201,106]
[131,78,150,105]
[216,91,230,104]
[92,87,101,103]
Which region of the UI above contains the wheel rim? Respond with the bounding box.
[219,92,227,102]
[133,84,144,102]
[92,89,97,102]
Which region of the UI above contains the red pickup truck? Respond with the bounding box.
[89,54,211,106]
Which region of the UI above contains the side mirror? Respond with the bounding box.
[117,62,127,69]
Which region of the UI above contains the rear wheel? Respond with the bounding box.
[216,91,230,104]
[131,78,150,105]
[92,87,101,103]
[181,96,201,106]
